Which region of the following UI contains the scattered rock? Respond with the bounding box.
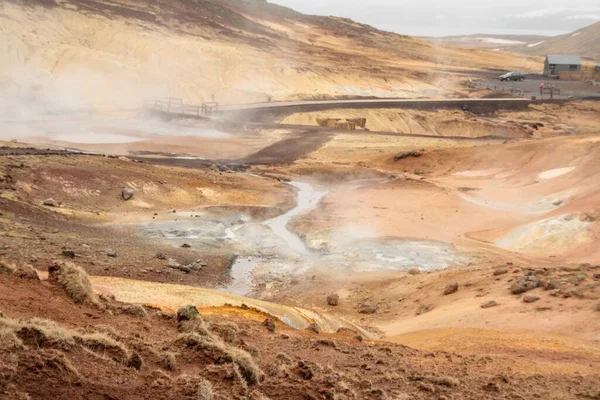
[408,267,421,275]
[394,150,424,161]
[510,275,539,294]
[121,187,135,201]
[543,280,560,290]
[107,249,117,258]
[493,268,508,276]
[62,250,76,259]
[416,304,433,315]
[358,302,377,314]
[127,351,143,370]
[523,295,540,303]
[43,198,59,207]
[294,361,313,380]
[481,301,499,309]
[484,382,501,392]
[167,258,191,273]
[306,323,320,334]
[176,305,200,323]
[568,274,586,285]
[443,282,459,295]
[326,293,339,306]
[563,289,583,298]
[262,318,276,332]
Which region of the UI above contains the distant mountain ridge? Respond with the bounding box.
[426,34,549,50]
[514,21,600,60]
[430,22,599,60]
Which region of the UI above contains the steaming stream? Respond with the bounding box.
[224,181,327,295]
[141,177,466,297]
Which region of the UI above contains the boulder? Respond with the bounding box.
[510,276,540,294]
[176,305,200,322]
[408,267,421,275]
[443,282,459,295]
[181,243,192,248]
[493,268,509,276]
[326,293,339,306]
[121,188,135,201]
[358,302,377,314]
[43,198,59,207]
[107,249,117,258]
[156,252,166,260]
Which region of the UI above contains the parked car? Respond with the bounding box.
[500,72,526,81]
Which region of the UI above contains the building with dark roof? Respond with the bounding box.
[544,55,582,75]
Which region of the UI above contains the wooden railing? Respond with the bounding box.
[143,97,219,117]
[469,80,524,97]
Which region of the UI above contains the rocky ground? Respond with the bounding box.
[2,99,600,398]
[2,1,600,398]
[2,266,600,400]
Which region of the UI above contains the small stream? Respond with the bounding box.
[224,181,327,295]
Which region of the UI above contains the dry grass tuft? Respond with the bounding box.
[211,321,239,343]
[17,317,77,348]
[179,319,211,336]
[196,378,214,400]
[0,261,17,275]
[178,325,264,386]
[160,352,177,371]
[229,347,264,386]
[14,263,39,280]
[412,375,460,388]
[119,304,148,319]
[0,316,23,349]
[79,332,131,363]
[276,352,293,366]
[43,350,82,381]
[48,261,97,304]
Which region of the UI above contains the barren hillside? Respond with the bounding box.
[0,0,540,112]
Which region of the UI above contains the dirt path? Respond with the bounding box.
[243,130,334,164]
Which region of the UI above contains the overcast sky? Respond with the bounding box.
[269,0,600,37]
